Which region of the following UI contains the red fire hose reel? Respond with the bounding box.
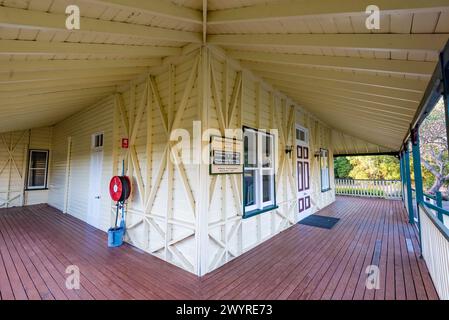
[109,176,131,202]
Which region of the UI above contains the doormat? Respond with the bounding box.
[298,214,340,229]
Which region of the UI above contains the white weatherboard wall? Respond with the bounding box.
[205,48,335,273]
[48,96,114,232]
[0,127,52,208]
[111,50,201,274]
[2,47,336,276]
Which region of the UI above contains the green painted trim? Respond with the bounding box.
[404,150,414,224]
[243,205,279,219]
[412,131,424,253]
[242,126,277,218]
[423,201,449,217]
[421,203,449,242]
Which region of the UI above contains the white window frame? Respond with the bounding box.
[296,127,309,145]
[27,149,49,190]
[320,148,331,192]
[243,127,276,216]
[91,132,104,151]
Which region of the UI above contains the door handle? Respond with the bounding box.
[95,196,101,199]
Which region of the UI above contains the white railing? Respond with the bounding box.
[419,204,449,300]
[335,179,402,199]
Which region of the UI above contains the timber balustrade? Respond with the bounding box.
[335,179,402,199]
[419,203,449,300]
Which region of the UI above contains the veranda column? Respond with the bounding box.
[404,146,414,224]
[411,128,424,250]
[196,46,210,276]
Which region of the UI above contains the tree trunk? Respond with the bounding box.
[429,178,444,194]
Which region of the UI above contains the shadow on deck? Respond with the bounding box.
[0,196,438,300]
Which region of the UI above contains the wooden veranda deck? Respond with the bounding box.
[0,196,438,300]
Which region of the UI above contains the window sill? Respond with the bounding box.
[25,188,48,191]
[321,188,332,193]
[243,205,278,219]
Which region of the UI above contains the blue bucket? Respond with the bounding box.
[108,227,124,247]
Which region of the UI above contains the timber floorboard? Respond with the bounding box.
[0,197,438,300]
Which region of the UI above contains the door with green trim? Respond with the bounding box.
[296,125,311,221]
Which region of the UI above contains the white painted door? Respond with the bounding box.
[296,126,312,221]
[87,133,104,228]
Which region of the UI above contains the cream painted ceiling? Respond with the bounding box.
[1,0,449,154]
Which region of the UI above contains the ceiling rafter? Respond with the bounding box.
[0,6,201,43]
[207,0,449,24]
[228,50,436,77]
[0,59,162,73]
[239,61,427,93]
[0,39,181,57]
[257,71,423,102]
[210,34,448,53]
[86,0,202,24]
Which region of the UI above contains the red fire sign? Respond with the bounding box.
[121,138,129,149]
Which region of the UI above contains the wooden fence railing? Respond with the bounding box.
[420,203,449,300]
[335,179,402,199]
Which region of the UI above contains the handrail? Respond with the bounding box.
[423,200,449,223]
[421,203,449,241]
[335,179,402,199]
[336,178,401,181]
[419,203,449,300]
[424,193,437,200]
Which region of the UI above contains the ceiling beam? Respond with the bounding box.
[210,34,448,53]
[0,7,201,43]
[86,0,202,24]
[240,61,427,93]
[1,87,116,106]
[295,98,412,125]
[0,75,135,92]
[0,97,110,133]
[0,82,126,98]
[309,109,406,135]
[272,82,418,110]
[257,71,423,102]
[0,96,109,112]
[291,99,412,129]
[208,0,449,24]
[0,67,147,83]
[228,50,436,77]
[0,58,162,72]
[0,40,181,57]
[284,91,415,119]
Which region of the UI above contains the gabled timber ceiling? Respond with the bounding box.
[1,0,449,153]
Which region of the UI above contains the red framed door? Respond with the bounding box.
[296,126,312,220]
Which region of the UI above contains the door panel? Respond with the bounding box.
[87,149,103,228]
[296,126,312,221]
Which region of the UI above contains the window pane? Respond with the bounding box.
[320,148,329,191]
[31,151,47,169]
[262,134,273,168]
[244,130,257,167]
[304,162,310,190]
[29,169,46,187]
[297,162,303,191]
[262,173,273,203]
[244,171,256,207]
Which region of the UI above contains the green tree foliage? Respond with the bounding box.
[347,156,400,180]
[334,157,352,178]
[419,98,449,195]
